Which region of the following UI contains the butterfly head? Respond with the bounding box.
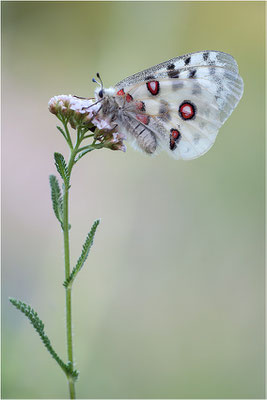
[93,73,115,101]
[94,86,116,101]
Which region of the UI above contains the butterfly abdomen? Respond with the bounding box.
[120,112,157,154]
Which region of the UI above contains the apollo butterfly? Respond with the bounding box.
[92,51,243,159]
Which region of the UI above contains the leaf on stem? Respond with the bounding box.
[63,219,100,288]
[54,153,69,184]
[49,175,63,227]
[9,298,79,381]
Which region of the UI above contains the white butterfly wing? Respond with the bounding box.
[114,51,243,159]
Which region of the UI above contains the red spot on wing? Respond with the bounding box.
[126,93,133,102]
[179,101,196,120]
[170,128,181,151]
[117,89,125,96]
[135,101,145,111]
[137,114,150,125]
[146,80,160,95]
[171,129,180,140]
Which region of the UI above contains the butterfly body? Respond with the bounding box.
[95,87,158,154]
[94,50,243,159]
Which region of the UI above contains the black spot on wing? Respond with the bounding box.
[184,56,191,65]
[167,63,175,70]
[189,69,197,78]
[170,140,177,151]
[168,69,180,78]
[203,52,209,61]
[145,75,155,81]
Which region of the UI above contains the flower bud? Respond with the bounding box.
[102,131,127,152]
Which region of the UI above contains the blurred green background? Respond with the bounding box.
[2,1,265,399]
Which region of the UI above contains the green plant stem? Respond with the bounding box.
[62,126,95,399]
[63,143,80,399]
[63,191,75,399]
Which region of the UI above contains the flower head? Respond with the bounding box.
[48,94,126,153]
[48,95,101,128]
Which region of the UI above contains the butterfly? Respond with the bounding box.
[92,51,244,159]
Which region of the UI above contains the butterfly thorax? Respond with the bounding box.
[94,87,122,122]
[94,86,158,154]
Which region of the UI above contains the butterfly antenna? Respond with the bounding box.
[92,73,104,89]
[96,72,104,90]
[92,77,99,85]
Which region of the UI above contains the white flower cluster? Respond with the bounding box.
[48,94,118,132]
[48,94,99,122]
[48,94,126,152]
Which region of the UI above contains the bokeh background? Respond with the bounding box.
[2,1,265,399]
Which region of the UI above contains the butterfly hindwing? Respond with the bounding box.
[114,50,243,159]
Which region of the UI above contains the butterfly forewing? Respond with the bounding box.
[111,51,243,159]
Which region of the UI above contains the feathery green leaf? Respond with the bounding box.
[54,152,69,184]
[63,219,100,288]
[49,175,63,227]
[9,298,78,380]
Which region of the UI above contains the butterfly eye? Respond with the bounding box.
[98,89,103,98]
